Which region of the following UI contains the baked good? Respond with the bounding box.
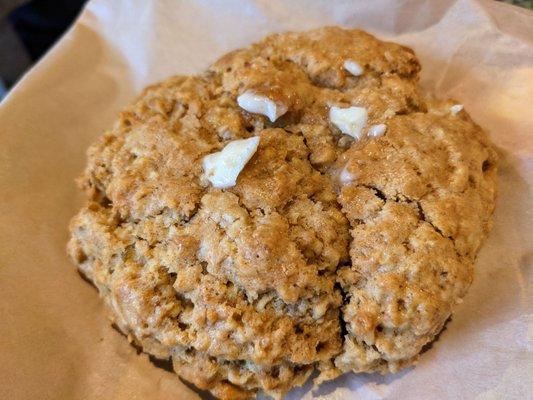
[67,27,498,399]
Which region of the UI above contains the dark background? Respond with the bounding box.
[0,0,86,97]
[0,0,531,100]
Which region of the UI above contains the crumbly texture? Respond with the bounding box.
[67,27,498,399]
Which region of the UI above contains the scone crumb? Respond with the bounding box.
[202,136,260,188]
[337,135,353,149]
[237,91,288,122]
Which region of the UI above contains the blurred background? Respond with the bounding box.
[0,0,86,98]
[0,0,531,101]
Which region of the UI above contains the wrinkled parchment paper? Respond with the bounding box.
[1,0,531,399]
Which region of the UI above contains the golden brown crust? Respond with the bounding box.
[67,27,497,399]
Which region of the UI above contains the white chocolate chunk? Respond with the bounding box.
[237,91,287,122]
[368,123,387,138]
[340,166,357,184]
[343,60,364,76]
[202,136,260,189]
[450,104,464,115]
[329,106,368,140]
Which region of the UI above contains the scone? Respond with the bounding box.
[68,27,498,399]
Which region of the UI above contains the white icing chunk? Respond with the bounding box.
[202,136,260,189]
[237,91,287,122]
[329,106,368,140]
[340,166,357,184]
[368,123,387,138]
[450,104,464,115]
[343,60,364,76]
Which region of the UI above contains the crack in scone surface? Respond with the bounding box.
[67,27,498,400]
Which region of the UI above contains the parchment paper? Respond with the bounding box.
[0,1,531,399]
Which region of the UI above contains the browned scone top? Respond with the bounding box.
[67,27,498,399]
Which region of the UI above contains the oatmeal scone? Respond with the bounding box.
[68,27,497,399]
